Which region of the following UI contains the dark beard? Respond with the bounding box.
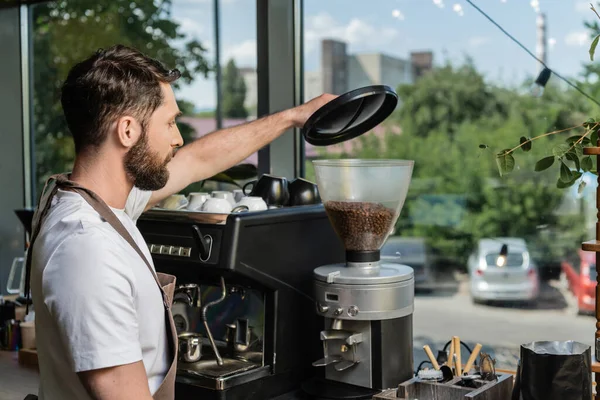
[124,130,171,191]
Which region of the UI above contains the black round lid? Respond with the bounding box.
[302,85,398,146]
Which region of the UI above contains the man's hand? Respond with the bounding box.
[146,93,336,210]
[285,93,338,128]
[78,361,153,400]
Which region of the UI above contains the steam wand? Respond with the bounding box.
[202,276,227,366]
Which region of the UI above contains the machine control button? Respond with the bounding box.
[347,306,359,317]
[180,247,191,257]
[169,246,180,256]
[317,303,329,313]
[333,307,344,316]
[150,244,160,254]
[160,245,171,255]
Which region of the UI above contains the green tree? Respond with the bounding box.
[31,0,211,199]
[222,59,248,119]
[395,59,508,140]
[351,61,586,271]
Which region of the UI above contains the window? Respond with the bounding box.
[303,0,596,373]
[30,0,257,200]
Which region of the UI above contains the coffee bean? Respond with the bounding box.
[324,201,396,251]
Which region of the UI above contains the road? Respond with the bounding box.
[411,274,595,372]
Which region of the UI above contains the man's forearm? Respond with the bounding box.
[183,109,295,182]
[146,94,334,210]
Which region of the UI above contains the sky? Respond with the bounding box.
[170,0,599,110]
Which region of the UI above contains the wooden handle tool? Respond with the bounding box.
[453,336,462,376]
[423,345,440,370]
[447,338,455,369]
[464,343,482,373]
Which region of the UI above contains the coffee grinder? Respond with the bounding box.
[300,86,416,399]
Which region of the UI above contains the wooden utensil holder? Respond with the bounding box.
[372,373,513,400]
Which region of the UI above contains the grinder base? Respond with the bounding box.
[301,377,379,399]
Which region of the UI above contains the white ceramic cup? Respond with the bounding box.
[161,194,188,210]
[187,192,210,211]
[201,197,232,213]
[232,189,245,203]
[211,191,236,206]
[235,196,268,211]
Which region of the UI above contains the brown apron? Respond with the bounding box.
[24,174,178,400]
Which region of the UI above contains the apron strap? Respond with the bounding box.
[24,174,170,314]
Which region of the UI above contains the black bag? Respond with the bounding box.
[512,341,592,400]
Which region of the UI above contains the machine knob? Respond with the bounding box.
[347,306,359,317]
[333,307,344,316]
[317,303,329,313]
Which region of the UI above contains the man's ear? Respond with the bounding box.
[116,116,142,148]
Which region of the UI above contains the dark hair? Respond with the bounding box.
[61,44,181,153]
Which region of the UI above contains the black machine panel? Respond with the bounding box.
[137,205,346,400]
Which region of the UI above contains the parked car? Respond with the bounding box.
[561,250,596,315]
[381,236,433,289]
[467,237,539,304]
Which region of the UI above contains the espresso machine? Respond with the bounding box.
[137,204,346,399]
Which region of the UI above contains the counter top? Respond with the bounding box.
[0,350,39,400]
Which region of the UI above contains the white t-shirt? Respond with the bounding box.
[30,186,169,400]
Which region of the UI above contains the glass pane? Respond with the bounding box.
[303,0,596,374]
[30,0,257,200]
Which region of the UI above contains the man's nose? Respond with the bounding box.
[173,124,184,147]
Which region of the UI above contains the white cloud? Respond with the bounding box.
[392,9,405,20]
[530,0,540,13]
[565,31,590,47]
[575,1,592,13]
[453,3,464,16]
[433,0,445,8]
[304,12,399,54]
[468,36,489,48]
[223,40,256,67]
[176,17,205,38]
[548,37,557,50]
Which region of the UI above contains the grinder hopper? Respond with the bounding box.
[313,159,414,265]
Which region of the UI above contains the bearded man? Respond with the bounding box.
[28,44,334,400]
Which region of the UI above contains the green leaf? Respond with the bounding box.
[566,135,590,146]
[520,136,532,152]
[560,161,573,182]
[584,118,596,128]
[552,144,571,158]
[496,150,515,177]
[582,156,594,172]
[574,143,584,158]
[557,178,577,189]
[578,180,587,195]
[565,152,581,171]
[534,156,555,172]
[590,34,600,61]
[592,129,598,145]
